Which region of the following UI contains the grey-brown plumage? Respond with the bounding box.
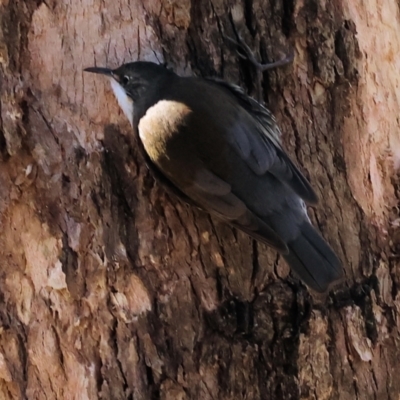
[84,61,343,292]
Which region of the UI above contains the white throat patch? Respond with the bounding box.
[109,78,134,126]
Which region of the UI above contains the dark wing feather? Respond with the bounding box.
[206,79,318,204]
[137,100,288,253]
[158,161,288,253]
[178,163,289,253]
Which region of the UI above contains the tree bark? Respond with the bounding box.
[0,0,399,399]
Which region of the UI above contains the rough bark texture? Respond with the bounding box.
[0,0,399,399]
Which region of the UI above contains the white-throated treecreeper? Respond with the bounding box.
[84,61,343,292]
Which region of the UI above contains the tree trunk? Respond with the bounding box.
[0,0,399,399]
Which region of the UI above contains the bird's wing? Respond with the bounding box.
[206,79,318,204]
[138,100,288,253]
[175,164,289,253]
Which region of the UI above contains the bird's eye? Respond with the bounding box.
[121,75,130,85]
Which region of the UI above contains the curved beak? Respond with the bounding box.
[84,67,113,77]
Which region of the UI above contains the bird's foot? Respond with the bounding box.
[224,33,294,71]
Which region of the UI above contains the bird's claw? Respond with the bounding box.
[224,33,294,71]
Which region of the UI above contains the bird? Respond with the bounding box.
[84,60,343,292]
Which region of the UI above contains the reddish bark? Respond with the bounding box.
[0,0,399,399]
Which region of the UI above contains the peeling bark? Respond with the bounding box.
[0,0,399,399]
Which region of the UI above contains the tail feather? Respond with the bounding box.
[283,222,342,292]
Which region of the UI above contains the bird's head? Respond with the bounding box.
[84,61,173,126]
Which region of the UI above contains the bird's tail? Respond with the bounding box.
[282,222,342,292]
